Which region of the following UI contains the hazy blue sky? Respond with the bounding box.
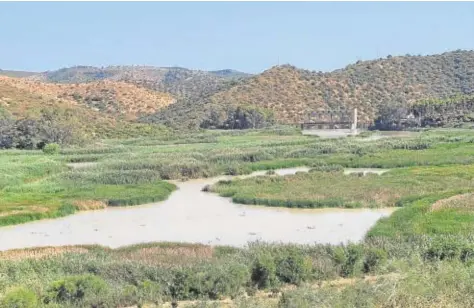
[1,2,473,73]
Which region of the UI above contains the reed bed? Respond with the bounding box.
[210,165,474,209]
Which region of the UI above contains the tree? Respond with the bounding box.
[0,108,81,150]
[200,105,275,130]
[222,106,275,129]
[374,102,410,130]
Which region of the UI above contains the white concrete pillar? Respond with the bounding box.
[351,108,358,133]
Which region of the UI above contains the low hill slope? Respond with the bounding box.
[0,76,175,142]
[1,77,175,119]
[0,76,118,139]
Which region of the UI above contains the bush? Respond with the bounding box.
[138,280,164,305]
[363,248,388,273]
[331,244,364,277]
[275,250,313,285]
[43,274,109,306]
[0,287,38,308]
[43,143,60,155]
[170,263,249,301]
[251,253,278,289]
[423,237,474,262]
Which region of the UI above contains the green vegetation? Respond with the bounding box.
[200,105,276,129]
[375,94,474,130]
[42,143,60,155]
[4,127,474,306]
[0,151,175,226]
[0,287,38,308]
[210,165,474,208]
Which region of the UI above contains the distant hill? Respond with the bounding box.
[1,76,175,120]
[209,69,252,79]
[0,69,38,78]
[29,66,252,102]
[143,50,474,127]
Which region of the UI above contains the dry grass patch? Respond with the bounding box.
[120,245,215,266]
[72,200,107,211]
[0,246,89,261]
[430,193,474,212]
[0,206,49,217]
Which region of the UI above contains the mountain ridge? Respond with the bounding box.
[2,49,474,128]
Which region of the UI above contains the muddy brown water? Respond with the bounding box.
[0,168,395,251]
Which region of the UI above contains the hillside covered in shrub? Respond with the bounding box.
[0,76,172,149]
[145,50,474,128]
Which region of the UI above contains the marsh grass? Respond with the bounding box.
[210,165,474,209]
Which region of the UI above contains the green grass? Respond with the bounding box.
[0,153,176,226]
[367,191,474,239]
[209,165,474,209]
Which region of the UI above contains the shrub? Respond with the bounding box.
[331,244,364,277]
[363,248,388,273]
[202,263,249,300]
[251,253,278,289]
[275,250,313,285]
[0,287,38,308]
[138,280,163,305]
[423,237,474,262]
[115,285,139,307]
[43,274,109,306]
[43,143,60,155]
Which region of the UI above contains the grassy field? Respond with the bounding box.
[3,127,474,306]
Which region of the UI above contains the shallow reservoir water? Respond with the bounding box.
[0,168,395,251]
[302,129,420,140]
